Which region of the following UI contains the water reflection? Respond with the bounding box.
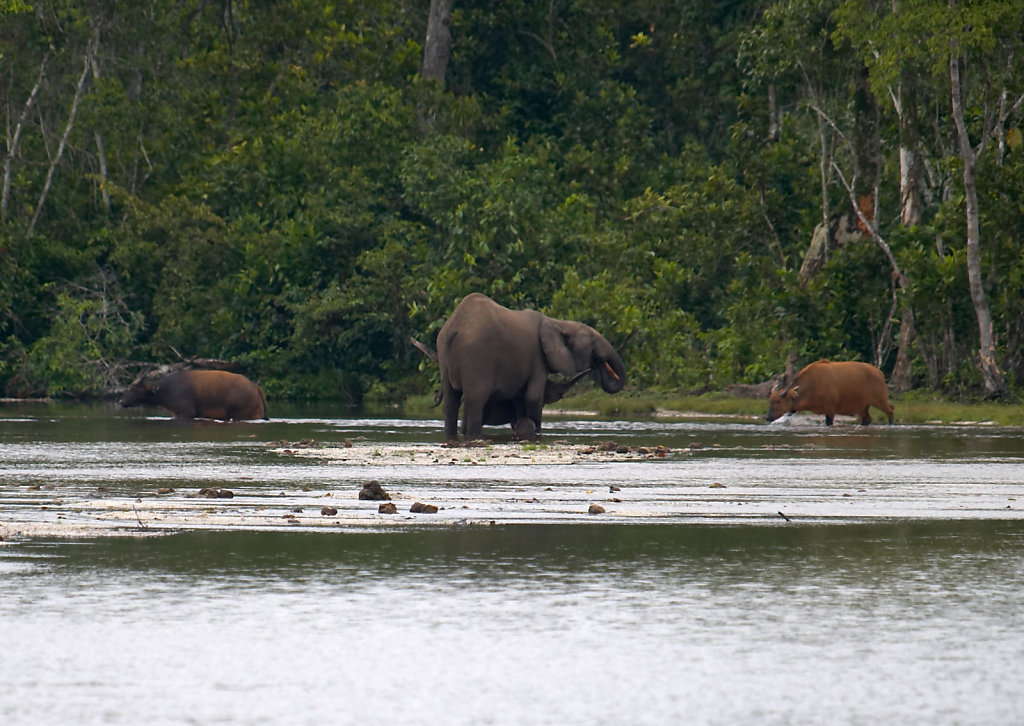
[2,522,1023,725]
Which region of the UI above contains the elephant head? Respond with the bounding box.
[539,318,626,394]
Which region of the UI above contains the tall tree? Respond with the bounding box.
[837,0,1024,395]
[946,4,1023,397]
[423,0,453,85]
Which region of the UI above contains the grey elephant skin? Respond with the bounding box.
[436,293,626,440]
[411,336,588,439]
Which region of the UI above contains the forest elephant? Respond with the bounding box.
[411,336,590,439]
[766,359,894,426]
[436,293,626,440]
[120,369,268,421]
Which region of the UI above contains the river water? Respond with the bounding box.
[2,402,1023,724]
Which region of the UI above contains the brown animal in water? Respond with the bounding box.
[766,360,894,426]
[120,369,267,421]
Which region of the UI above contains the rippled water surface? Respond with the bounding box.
[2,402,1023,724]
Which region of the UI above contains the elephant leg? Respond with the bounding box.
[522,375,547,433]
[461,397,485,440]
[443,386,462,440]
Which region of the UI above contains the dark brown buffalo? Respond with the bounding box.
[120,369,267,421]
[766,360,894,426]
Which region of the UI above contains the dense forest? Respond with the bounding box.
[1,0,1022,404]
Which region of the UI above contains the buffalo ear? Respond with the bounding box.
[539,318,577,376]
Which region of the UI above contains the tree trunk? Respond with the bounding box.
[888,81,920,390]
[3,52,50,221]
[851,62,880,235]
[89,47,111,214]
[29,54,91,235]
[950,52,1007,397]
[889,306,916,393]
[422,0,453,85]
[895,86,923,227]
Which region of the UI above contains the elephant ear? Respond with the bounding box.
[539,318,578,376]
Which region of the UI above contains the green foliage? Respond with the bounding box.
[0,0,1023,402]
[20,272,143,396]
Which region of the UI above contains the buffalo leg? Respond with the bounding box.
[824,414,834,426]
[860,408,872,425]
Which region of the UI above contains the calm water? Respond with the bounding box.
[2,402,1024,724]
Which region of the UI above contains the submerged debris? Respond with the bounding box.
[192,488,234,499]
[578,441,671,458]
[358,480,391,501]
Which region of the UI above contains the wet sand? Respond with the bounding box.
[4,438,1023,540]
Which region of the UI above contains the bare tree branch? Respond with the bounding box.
[28,53,92,234]
[3,50,51,221]
[831,161,911,368]
[831,161,906,289]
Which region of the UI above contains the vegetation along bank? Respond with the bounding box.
[2,1,1022,407]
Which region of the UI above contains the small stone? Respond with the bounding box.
[609,485,621,492]
[378,502,398,514]
[320,506,338,516]
[588,504,606,515]
[709,482,726,489]
[157,487,175,495]
[217,489,234,499]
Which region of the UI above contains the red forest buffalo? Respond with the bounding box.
[120,369,268,421]
[766,360,894,426]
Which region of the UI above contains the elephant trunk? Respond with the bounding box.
[596,347,626,394]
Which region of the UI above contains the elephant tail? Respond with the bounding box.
[410,337,438,362]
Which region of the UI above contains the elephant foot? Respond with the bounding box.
[513,417,538,441]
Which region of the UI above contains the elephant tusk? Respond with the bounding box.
[604,361,620,380]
